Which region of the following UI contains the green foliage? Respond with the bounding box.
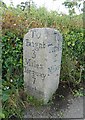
[2,32,24,118]
[62,0,83,16]
[0,112,5,119]
[27,94,44,106]
[72,87,83,97]
[1,1,84,119]
[61,28,84,84]
[2,91,25,119]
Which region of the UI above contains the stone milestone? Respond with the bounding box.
[23,28,63,104]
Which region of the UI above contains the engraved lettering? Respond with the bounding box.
[24,67,46,81]
[25,58,43,69]
[25,40,46,51]
[48,65,60,74]
[41,74,46,80]
[36,32,41,39]
[24,28,63,103]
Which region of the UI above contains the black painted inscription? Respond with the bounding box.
[53,53,58,62]
[25,58,43,69]
[24,30,62,87]
[48,65,60,74]
[30,30,41,39]
[36,32,41,39]
[26,85,44,96]
[26,39,46,51]
[31,31,35,38]
[49,45,62,53]
[48,43,53,47]
[32,50,36,59]
[24,66,46,81]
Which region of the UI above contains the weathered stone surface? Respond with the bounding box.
[23,28,63,104]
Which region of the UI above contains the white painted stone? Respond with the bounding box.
[23,28,63,104]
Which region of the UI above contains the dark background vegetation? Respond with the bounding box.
[0,0,85,119]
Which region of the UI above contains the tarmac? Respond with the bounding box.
[24,83,84,119]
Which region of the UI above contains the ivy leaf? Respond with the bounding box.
[0,112,5,118]
[2,94,10,102]
[68,41,71,46]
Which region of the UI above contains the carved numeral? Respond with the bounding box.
[32,50,36,59]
